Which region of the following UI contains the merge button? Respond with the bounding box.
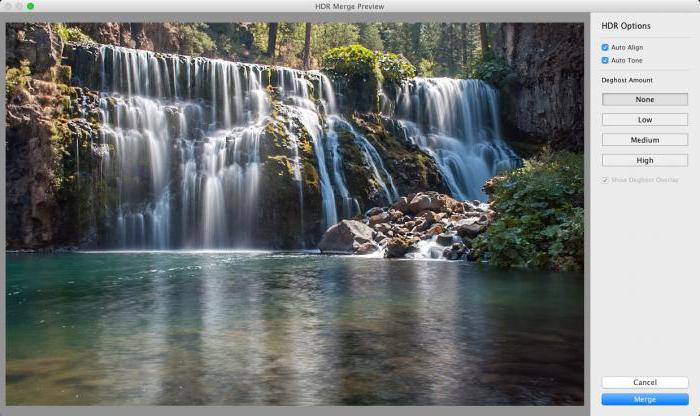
[602,393,689,406]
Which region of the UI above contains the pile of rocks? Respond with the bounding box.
[318,191,495,260]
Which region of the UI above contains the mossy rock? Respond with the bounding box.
[256,155,322,248]
[352,113,449,196]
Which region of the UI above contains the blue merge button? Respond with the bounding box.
[602,393,689,406]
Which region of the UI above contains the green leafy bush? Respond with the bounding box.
[322,44,378,78]
[468,53,515,87]
[417,58,435,77]
[6,59,31,96]
[376,52,416,83]
[54,24,96,44]
[322,44,416,85]
[472,150,584,271]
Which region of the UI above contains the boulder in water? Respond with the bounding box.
[436,232,457,246]
[456,218,487,238]
[356,242,379,255]
[319,220,375,254]
[385,235,416,258]
[443,243,468,260]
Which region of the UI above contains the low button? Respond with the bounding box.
[602,113,688,126]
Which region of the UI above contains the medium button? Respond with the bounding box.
[602,133,688,146]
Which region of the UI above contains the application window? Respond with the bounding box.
[0,1,698,416]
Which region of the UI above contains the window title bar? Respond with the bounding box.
[0,0,698,14]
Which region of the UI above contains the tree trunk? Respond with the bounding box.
[267,23,278,59]
[302,23,312,70]
[479,23,489,56]
[447,24,455,75]
[461,23,469,67]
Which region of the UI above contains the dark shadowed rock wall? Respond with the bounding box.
[491,23,584,152]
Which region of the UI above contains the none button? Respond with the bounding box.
[602,393,689,406]
[603,93,688,106]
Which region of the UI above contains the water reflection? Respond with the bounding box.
[6,253,583,405]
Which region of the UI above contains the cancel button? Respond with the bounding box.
[634,378,657,386]
[602,376,689,389]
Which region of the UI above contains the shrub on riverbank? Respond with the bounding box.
[472,150,584,271]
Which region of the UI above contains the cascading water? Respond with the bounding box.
[95,45,397,249]
[387,78,519,201]
[99,46,271,248]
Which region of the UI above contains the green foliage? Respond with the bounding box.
[204,23,258,61]
[376,52,416,83]
[6,59,31,96]
[312,23,360,53]
[322,44,378,77]
[468,53,515,87]
[358,23,384,51]
[472,150,584,271]
[247,22,478,77]
[417,58,436,76]
[54,24,96,44]
[322,45,415,85]
[176,24,216,56]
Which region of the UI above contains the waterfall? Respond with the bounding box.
[94,45,396,248]
[389,78,519,201]
[99,45,272,248]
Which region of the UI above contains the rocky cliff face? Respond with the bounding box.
[67,23,255,60]
[491,23,584,152]
[5,24,84,249]
[73,23,180,53]
[6,23,63,79]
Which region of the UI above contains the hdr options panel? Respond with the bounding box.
[590,12,699,416]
